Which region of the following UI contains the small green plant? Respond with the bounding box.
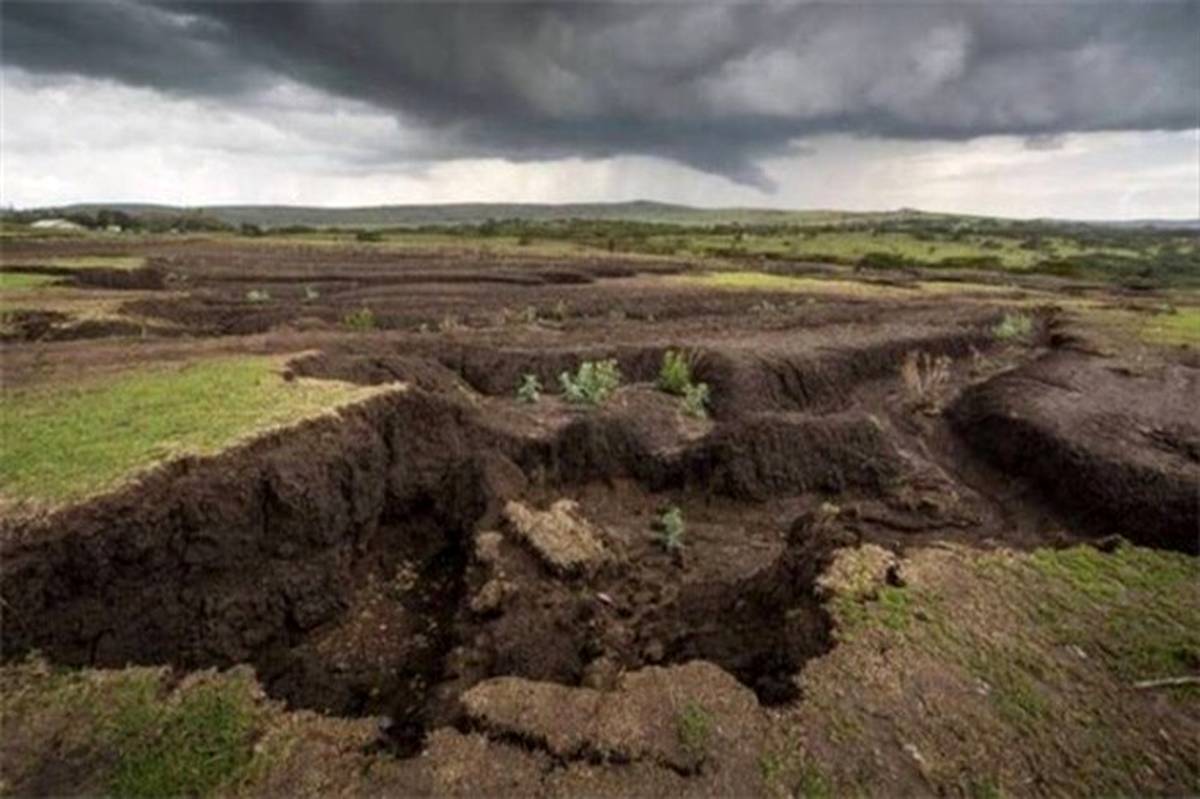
[519,305,539,324]
[245,289,270,303]
[675,700,711,761]
[681,382,710,419]
[355,229,384,243]
[303,285,320,301]
[342,307,377,331]
[516,373,542,404]
[439,314,462,332]
[993,312,1033,341]
[658,349,693,395]
[559,359,621,405]
[552,299,570,321]
[656,505,685,551]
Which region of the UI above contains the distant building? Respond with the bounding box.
[30,218,85,231]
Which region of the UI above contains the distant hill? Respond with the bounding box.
[27,201,1200,230]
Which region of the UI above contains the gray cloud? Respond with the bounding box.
[3,1,1197,188]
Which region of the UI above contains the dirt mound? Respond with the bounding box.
[950,351,1200,551]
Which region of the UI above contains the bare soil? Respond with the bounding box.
[1,237,1197,796]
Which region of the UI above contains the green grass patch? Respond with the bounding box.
[1139,308,1200,346]
[107,678,257,798]
[1024,545,1200,684]
[44,255,147,270]
[0,355,389,508]
[0,272,60,290]
[675,701,713,761]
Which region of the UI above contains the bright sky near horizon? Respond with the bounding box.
[2,2,1198,219]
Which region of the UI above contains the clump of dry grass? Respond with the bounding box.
[901,350,952,411]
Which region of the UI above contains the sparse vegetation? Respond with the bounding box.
[900,350,952,411]
[656,506,686,552]
[681,382,711,418]
[559,358,621,405]
[658,349,710,417]
[516,373,542,404]
[303,285,320,301]
[675,700,711,761]
[658,349,694,395]
[993,312,1034,341]
[342,306,377,331]
[245,289,271,303]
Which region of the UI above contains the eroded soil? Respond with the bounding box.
[1,237,1197,796]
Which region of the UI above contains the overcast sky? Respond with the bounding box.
[2,1,1198,219]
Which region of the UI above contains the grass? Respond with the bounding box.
[0,272,60,290]
[675,701,712,762]
[107,677,258,797]
[1139,308,1200,346]
[0,355,390,508]
[681,270,1001,301]
[0,661,265,798]
[790,542,1200,796]
[0,255,147,270]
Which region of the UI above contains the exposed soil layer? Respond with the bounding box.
[951,351,1200,552]
[3,237,1197,793]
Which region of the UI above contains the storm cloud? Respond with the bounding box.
[2,1,1197,188]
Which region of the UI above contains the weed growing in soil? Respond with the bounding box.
[342,307,377,331]
[658,349,694,395]
[993,312,1033,341]
[681,382,711,418]
[901,350,952,411]
[552,299,570,321]
[656,506,686,551]
[559,359,621,405]
[516,373,542,404]
[303,285,320,301]
[675,701,712,761]
[245,289,270,303]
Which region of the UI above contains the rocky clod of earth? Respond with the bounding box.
[504,499,611,576]
[461,660,764,783]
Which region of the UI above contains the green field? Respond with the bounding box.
[0,272,60,290]
[0,356,392,509]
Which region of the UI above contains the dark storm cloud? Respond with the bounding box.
[3,1,1197,188]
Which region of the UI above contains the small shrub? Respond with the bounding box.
[355,230,384,243]
[901,351,951,411]
[656,506,685,552]
[658,350,693,395]
[303,285,320,301]
[559,359,621,405]
[342,307,377,331]
[993,312,1033,341]
[552,299,570,322]
[439,314,462,332]
[516,373,542,404]
[245,289,270,303]
[681,382,710,419]
[519,305,539,324]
